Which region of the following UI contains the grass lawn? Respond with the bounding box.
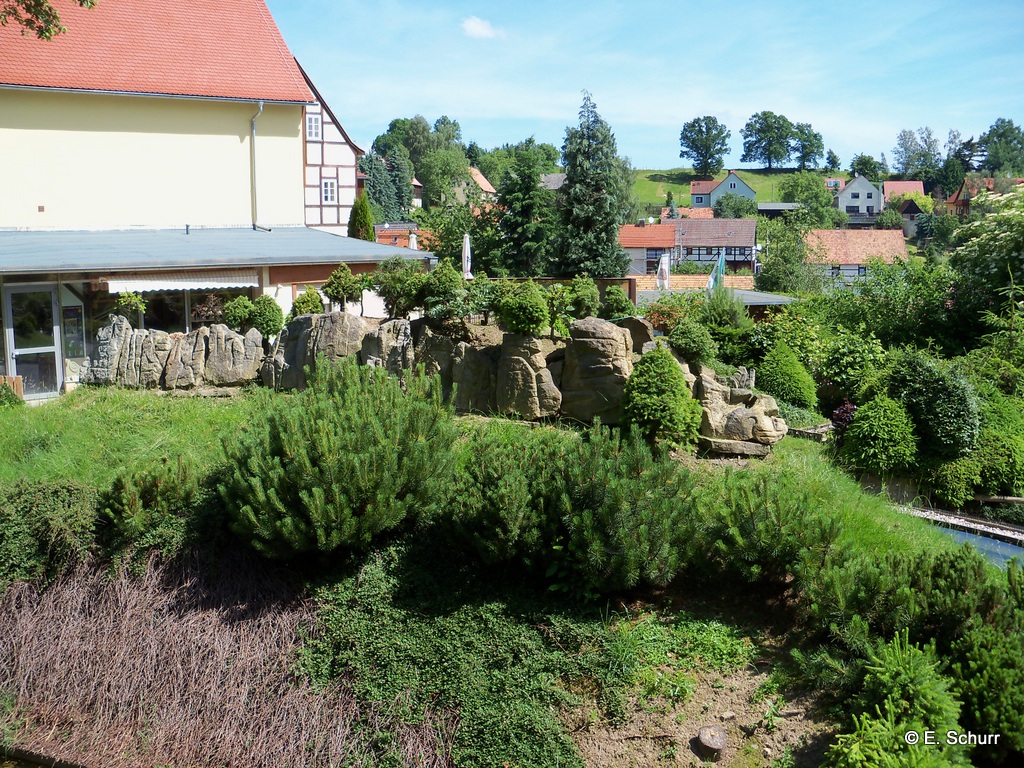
[633,167,851,209]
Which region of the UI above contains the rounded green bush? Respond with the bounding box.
[288,286,326,320]
[222,295,255,331]
[757,341,818,410]
[420,259,466,320]
[249,294,284,339]
[840,396,917,475]
[623,346,703,450]
[568,274,600,319]
[498,280,549,336]
[668,316,719,366]
[599,284,635,318]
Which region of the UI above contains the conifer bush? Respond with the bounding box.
[497,280,549,336]
[322,263,362,307]
[599,284,635,318]
[222,295,255,332]
[373,257,427,318]
[220,359,458,558]
[288,286,326,320]
[757,341,818,410]
[840,396,917,476]
[419,259,467,320]
[448,422,574,569]
[0,382,22,409]
[568,274,600,319]
[667,316,719,367]
[249,294,284,339]
[560,425,699,592]
[623,347,702,450]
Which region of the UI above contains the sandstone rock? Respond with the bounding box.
[261,314,314,391]
[361,319,414,375]
[310,312,366,362]
[205,325,263,387]
[163,326,210,389]
[451,341,498,414]
[699,436,771,457]
[615,316,655,353]
[495,333,560,419]
[83,315,132,385]
[414,325,459,399]
[560,317,633,425]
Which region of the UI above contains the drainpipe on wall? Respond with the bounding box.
[250,101,271,232]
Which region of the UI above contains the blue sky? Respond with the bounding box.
[267,0,1024,171]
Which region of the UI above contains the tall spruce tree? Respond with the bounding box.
[498,141,556,276]
[348,193,375,240]
[358,152,401,221]
[558,93,629,277]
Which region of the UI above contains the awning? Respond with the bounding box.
[102,269,259,293]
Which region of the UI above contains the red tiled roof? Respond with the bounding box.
[805,229,906,266]
[469,167,496,195]
[660,206,714,219]
[618,223,676,249]
[690,179,718,195]
[883,180,925,202]
[0,0,313,102]
[675,218,755,248]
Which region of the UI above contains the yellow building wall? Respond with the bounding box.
[0,89,305,229]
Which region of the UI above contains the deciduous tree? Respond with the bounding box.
[712,192,758,218]
[1,0,93,39]
[849,153,887,181]
[980,118,1024,176]
[779,170,847,228]
[679,116,731,179]
[824,149,841,173]
[740,111,793,170]
[791,122,824,170]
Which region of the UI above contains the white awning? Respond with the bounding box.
[102,269,259,293]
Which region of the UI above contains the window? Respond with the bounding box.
[695,196,704,203]
[646,248,667,274]
[846,205,859,213]
[858,266,867,276]
[306,114,321,140]
[729,182,736,189]
[851,192,860,199]
[866,192,873,199]
[322,179,337,204]
[831,266,841,277]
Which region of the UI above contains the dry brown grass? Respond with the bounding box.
[0,552,456,767]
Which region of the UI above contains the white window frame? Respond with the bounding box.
[322,179,337,204]
[306,114,322,141]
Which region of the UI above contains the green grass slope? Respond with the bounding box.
[634,167,851,209]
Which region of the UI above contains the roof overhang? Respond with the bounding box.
[0,227,432,275]
[0,83,313,105]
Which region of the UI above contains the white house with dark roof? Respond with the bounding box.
[689,171,756,208]
[0,0,426,399]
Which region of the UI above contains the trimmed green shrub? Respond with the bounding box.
[322,262,362,306]
[0,382,22,409]
[420,259,467,320]
[974,391,1024,495]
[640,291,701,333]
[667,316,719,366]
[757,341,818,410]
[220,359,458,558]
[560,425,699,592]
[98,457,222,569]
[0,481,97,587]
[623,347,702,450]
[373,256,427,318]
[882,349,980,460]
[923,455,981,509]
[545,282,573,337]
[288,286,325,320]
[599,284,635,318]
[222,295,255,331]
[818,328,885,407]
[840,396,917,475]
[249,294,284,339]
[448,422,574,569]
[498,280,549,336]
[568,274,600,319]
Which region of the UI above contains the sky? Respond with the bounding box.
[266,0,1024,172]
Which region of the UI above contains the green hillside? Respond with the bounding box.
[633,167,851,209]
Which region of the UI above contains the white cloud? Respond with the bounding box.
[461,16,504,39]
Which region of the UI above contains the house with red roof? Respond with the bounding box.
[945,176,1024,217]
[619,219,757,275]
[804,229,906,282]
[689,171,756,209]
[0,0,426,399]
[882,180,925,204]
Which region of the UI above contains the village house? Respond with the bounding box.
[619,219,757,275]
[689,171,756,208]
[805,229,907,282]
[0,0,426,399]
[833,175,884,227]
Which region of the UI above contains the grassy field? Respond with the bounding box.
[633,167,851,209]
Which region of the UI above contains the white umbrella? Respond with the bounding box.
[461,233,473,280]
[656,254,670,290]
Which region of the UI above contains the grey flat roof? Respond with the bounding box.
[637,287,797,306]
[757,202,801,211]
[0,226,431,274]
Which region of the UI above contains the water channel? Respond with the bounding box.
[939,526,1024,568]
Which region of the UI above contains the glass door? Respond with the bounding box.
[3,285,63,400]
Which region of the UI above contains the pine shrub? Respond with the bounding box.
[448,422,574,569]
[420,259,467,320]
[568,274,600,319]
[599,285,635,318]
[322,262,362,307]
[220,359,458,558]
[757,341,818,410]
[373,257,427,318]
[667,316,719,367]
[560,425,699,592]
[249,294,284,339]
[922,455,981,509]
[840,396,917,476]
[498,280,549,336]
[623,347,702,450]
